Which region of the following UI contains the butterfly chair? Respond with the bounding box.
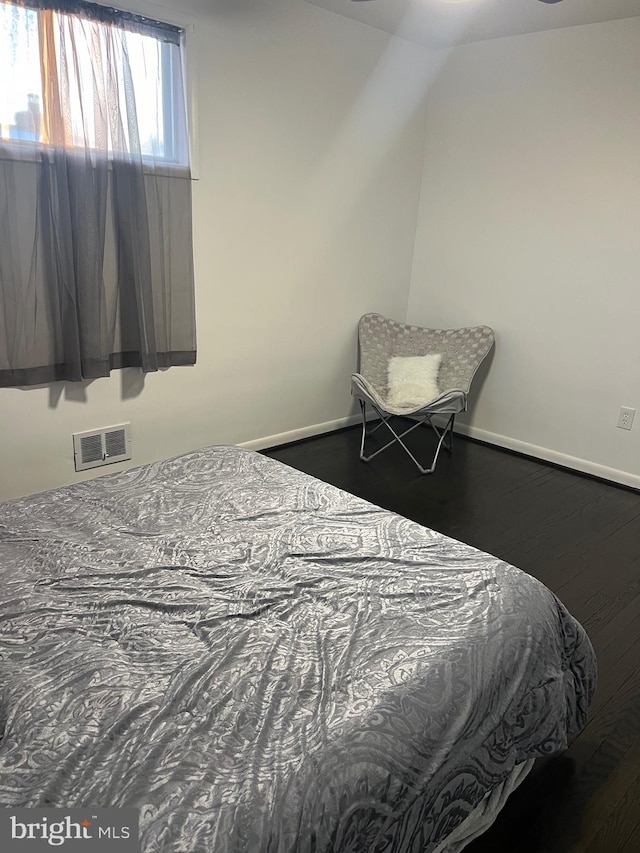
[351,313,495,474]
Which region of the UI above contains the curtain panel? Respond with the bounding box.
[0,0,196,387]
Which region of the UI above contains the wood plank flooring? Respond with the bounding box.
[262,423,640,853]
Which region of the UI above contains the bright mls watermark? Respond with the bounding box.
[0,809,139,852]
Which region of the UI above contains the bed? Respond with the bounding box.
[0,445,596,852]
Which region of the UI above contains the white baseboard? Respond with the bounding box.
[238,414,363,452]
[456,423,640,491]
[240,416,639,491]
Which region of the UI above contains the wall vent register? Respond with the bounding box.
[73,424,132,472]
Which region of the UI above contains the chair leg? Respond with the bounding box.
[359,403,455,475]
[358,400,369,460]
[428,413,456,454]
[427,413,455,471]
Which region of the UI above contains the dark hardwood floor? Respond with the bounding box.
[262,423,640,853]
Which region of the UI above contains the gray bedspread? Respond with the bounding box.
[0,446,596,852]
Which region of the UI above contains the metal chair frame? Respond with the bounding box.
[359,400,455,475]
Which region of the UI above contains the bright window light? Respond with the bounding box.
[0,0,188,165]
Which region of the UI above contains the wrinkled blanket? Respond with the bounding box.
[0,446,596,852]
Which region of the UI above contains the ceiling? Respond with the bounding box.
[302,0,640,49]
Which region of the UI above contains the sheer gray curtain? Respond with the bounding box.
[0,0,196,386]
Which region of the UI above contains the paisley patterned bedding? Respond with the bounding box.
[0,446,596,852]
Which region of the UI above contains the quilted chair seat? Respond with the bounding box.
[351,313,495,473]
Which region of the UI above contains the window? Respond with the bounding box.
[0,0,189,164]
[0,0,196,387]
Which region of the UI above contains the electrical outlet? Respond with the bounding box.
[617,407,636,431]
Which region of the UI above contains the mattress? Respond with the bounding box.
[0,446,596,852]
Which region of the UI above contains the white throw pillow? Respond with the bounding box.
[386,354,442,408]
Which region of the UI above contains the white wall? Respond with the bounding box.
[0,0,431,501]
[408,18,640,488]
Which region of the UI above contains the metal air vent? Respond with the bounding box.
[73,424,132,472]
